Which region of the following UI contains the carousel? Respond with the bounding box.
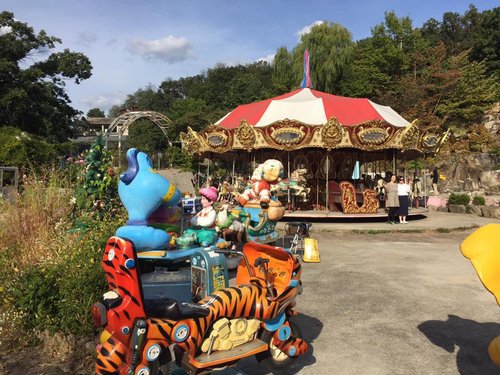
[180,71,447,217]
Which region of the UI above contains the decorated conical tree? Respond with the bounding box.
[75,136,119,215]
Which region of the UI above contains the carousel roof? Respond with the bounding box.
[215,88,410,129]
[181,87,447,156]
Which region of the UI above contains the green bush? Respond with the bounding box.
[1,218,114,336]
[0,127,57,168]
[472,196,486,205]
[448,193,471,206]
[0,164,124,340]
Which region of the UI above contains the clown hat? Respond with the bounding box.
[199,186,218,202]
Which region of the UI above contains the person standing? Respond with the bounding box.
[385,174,399,224]
[432,167,439,195]
[413,177,422,208]
[397,177,411,224]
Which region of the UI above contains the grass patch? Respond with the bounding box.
[0,166,124,351]
[436,228,451,233]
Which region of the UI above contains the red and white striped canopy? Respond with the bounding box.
[215,88,410,129]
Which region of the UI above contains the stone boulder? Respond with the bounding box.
[469,205,483,216]
[481,205,500,219]
[480,170,500,192]
[483,102,500,137]
[448,204,467,214]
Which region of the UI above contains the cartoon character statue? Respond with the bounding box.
[237,159,284,207]
[115,148,182,250]
[175,186,220,248]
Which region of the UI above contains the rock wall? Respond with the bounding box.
[436,153,499,193]
[484,102,500,136]
[432,103,500,193]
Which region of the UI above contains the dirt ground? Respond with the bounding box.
[2,230,499,375]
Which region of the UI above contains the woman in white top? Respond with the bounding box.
[397,177,411,224]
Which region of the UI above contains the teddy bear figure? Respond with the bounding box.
[237,159,284,208]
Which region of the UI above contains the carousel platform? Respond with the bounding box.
[283,207,428,220]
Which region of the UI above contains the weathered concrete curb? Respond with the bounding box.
[277,211,498,235]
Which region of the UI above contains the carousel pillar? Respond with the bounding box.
[206,153,210,187]
[316,159,319,211]
[118,129,122,170]
[392,150,396,175]
[287,152,291,211]
[325,151,330,212]
[232,155,236,185]
[197,164,201,190]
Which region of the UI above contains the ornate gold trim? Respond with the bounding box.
[401,120,420,150]
[321,117,344,150]
[236,120,256,150]
[180,116,447,155]
[349,120,394,150]
[180,127,202,155]
[270,126,305,145]
[358,127,389,145]
[203,125,232,153]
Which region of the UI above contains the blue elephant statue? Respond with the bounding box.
[116,148,181,250]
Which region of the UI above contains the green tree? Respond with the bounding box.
[437,53,500,128]
[469,7,500,76]
[0,12,92,141]
[292,21,353,93]
[86,108,105,117]
[127,120,168,156]
[272,46,295,92]
[121,84,170,113]
[340,38,392,98]
[0,126,57,167]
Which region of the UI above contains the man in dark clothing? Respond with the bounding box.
[432,167,439,195]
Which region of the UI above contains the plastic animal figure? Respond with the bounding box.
[237,159,284,207]
[116,148,181,250]
[93,237,308,375]
[271,168,311,201]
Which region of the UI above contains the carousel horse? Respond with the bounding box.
[215,201,246,244]
[116,148,182,250]
[218,180,234,202]
[271,168,311,201]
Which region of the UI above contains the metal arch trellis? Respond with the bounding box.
[104,111,173,168]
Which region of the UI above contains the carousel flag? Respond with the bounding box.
[351,160,360,180]
[301,49,312,88]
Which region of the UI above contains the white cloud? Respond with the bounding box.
[256,53,275,64]
[76,31,98,47]
[295,20,324,41]
[0,26,12,36]
[126,35,193,64]
[82,93,128,111]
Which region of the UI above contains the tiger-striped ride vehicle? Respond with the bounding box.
[93,236,308,375]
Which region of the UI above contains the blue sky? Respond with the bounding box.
[2,0,497,115]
